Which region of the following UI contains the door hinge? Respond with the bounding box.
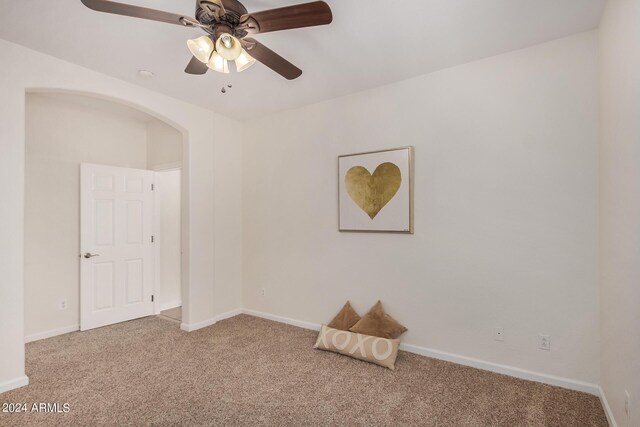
[151,184,155,191]
[151,295,154,302]
[151,235,155,243]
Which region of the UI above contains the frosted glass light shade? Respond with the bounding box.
[235,49,256,72]
[187,36,214,63]
[207,51,229,74]
[215,34,242,61]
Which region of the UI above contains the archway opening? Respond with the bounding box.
[24,90,190,339]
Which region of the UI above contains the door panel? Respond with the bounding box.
[125,200,143,244]
[94,199,115,246]
[125,176,144,193]
[125,258,144,304]
[81,163,155,331]
[93,174,114,191]
[93,261,115,311]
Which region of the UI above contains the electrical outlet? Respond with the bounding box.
[538,334,550,351]
[260,288,266,297]
[625,390,631,420]
[59,299,67,310]
[494,327,504,342]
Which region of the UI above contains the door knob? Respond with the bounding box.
[83,253,100,259]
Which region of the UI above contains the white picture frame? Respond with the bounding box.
[338,146,414,233]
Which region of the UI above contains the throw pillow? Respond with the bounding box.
[349,300,407,339]
[314,325,400,370]
[327,301,361,331]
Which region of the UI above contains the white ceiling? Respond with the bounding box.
[0,0,605,120]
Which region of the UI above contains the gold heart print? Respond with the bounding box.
[345,162,402,219]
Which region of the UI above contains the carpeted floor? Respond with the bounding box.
[159,306,182,322]
[0,315,607,426]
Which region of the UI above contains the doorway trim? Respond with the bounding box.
[152,164,183,315]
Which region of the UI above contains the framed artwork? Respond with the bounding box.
[338,146,414,233]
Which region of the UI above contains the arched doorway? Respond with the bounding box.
[23,90,190,338]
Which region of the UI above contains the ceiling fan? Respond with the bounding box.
[80,0,333,80]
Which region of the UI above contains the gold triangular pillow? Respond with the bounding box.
[327,301,361,331]
[349,301,407,339]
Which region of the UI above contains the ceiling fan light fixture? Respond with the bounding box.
[235,49,257,72]
[207,51,229,74]
[81,0,333,80]
[215,33,242,61]
[187,35,214,63]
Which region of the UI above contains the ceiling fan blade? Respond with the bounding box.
[80,0,194,27]
[240,1,332,34]
[241,38,302,80]
[185,56,209,75]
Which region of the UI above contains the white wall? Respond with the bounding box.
[24,93,149,337]
[0,38,243,392]
[147,120,183,169]
[157,169,182,310]
[242,32,600,384]
[599,0,640,425]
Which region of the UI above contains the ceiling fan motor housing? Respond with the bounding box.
[196,0,249,38]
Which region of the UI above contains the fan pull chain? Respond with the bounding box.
[221,82,233,94]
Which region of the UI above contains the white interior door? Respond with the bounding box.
[80,163,155,331]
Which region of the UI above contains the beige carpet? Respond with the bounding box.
[1,315,607,426]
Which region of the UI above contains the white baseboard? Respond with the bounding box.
[160,300,182,312]
[25,325,79,343]
[180,318,216,332]
[180,308,242,332]
[399,342,599,395]
[240,308,600,396]
[216,308,243,323]
[0,375,29,394]
[599,386,618,427]
[242,309,322,331]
